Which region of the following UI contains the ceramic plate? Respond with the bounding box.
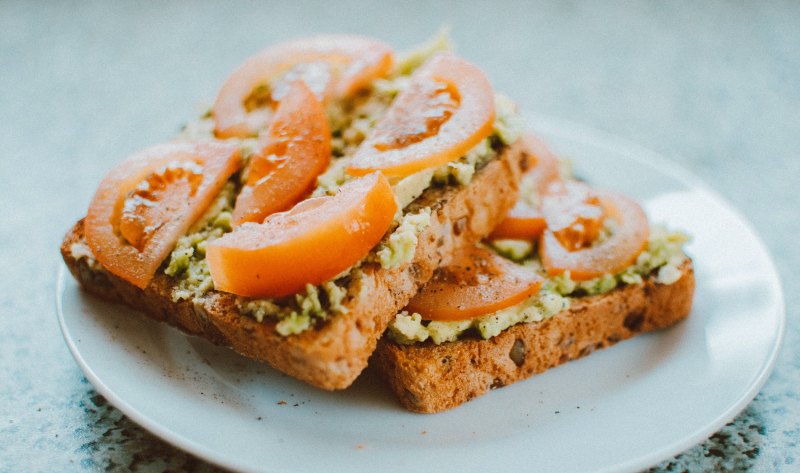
[57,115,785,473]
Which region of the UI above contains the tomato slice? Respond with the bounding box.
[346,53,496,178]
[213,35,394,138]
[490,200,547,240]
[85,142,242,289]
[490,133,562,240]
[232,81,331,225]
[406,246,543,321]
[207,172,397,298]
[540,191,650,281]
[541,181,607,251]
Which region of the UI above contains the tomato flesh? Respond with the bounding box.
[232,81,331,225]
[347,54,496,178]
[213,35,394,138]
[542,181,607,251]
[406,246,543,321]
[372,80,459,151]
[118,160,205,250]
[490,200,547,240]
[85,142,242,288]
[540,191,649,280]
[207,172,397,298]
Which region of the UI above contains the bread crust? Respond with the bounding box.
[372,262,695,413]
[61,140,529,390]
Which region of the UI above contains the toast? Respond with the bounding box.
[373,261,694,413]
[61,138,529,390]
[371,133,696,413]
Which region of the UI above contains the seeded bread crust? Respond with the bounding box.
[61,140,529,390]
[371,261,695,413]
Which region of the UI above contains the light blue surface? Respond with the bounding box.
[1,1,797,471]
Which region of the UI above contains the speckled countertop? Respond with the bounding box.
[1,1,797,471]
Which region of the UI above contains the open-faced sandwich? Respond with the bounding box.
[373,134,695,412]
[61,34,532,390]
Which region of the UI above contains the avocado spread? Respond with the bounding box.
[376,208,432,269]
[164,182,236,301]
[238,279,350,336]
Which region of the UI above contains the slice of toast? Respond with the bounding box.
[371,261,695,413]
[61,138,530,390]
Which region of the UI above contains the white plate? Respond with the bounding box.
[57,115,785,473]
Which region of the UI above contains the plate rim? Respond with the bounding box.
[55,114,787,473]
[527,113,786,472]
[55,264,251,470]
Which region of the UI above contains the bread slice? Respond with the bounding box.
[61,139,530,390]
[371,261,695,413]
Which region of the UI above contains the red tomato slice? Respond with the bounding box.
[213,35,394,138]
[540,191,650,281]
[490,200,547,240]
[541,181,607,251]
[406,246,543,321]
[232,81,331,225]
[207,172,397,298]
[490,133,562,240]
[85,142,242,288]
[346,54,496,178]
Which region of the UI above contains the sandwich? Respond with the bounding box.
[373,134,695,412]
[61,34,532,390]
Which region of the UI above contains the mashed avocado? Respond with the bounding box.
[393,28,454,76]
[492,94,526,147]
[238,280,350,336]
[489,239,534,261]
[165,182,236,301]
[392,168,435,209]
[376,209,432,269]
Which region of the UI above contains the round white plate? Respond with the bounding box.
[57,116,785,473]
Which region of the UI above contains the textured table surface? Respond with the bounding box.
[1,1,798,471]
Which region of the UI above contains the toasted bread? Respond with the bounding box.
[372,261,695,413]
[61,139,530,390]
